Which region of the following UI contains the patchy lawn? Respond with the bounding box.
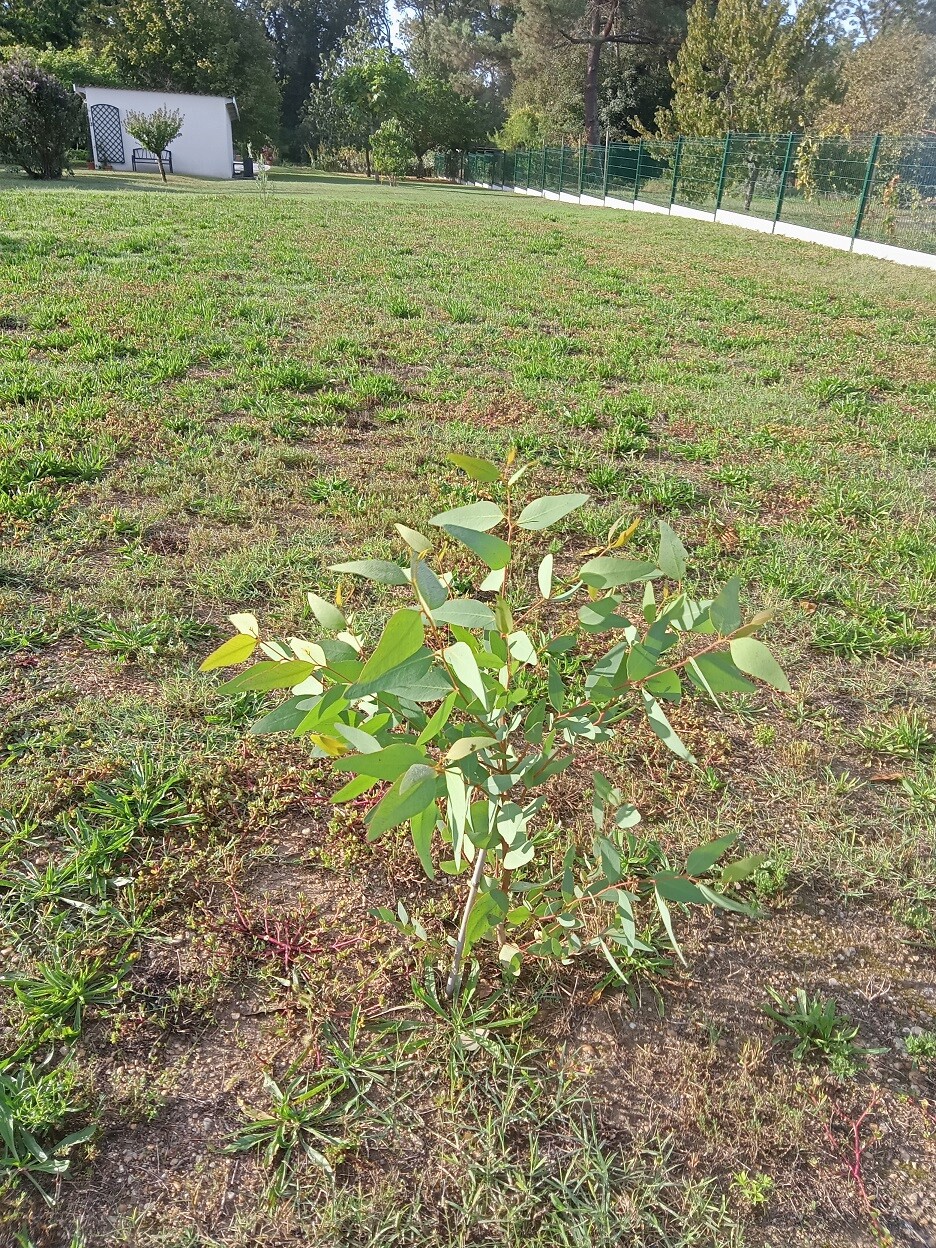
[1,168,934,1248]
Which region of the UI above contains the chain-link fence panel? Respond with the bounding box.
[858,136,936,255]
[672,137,724,213]
[778,136,874,235]
[581,145,606,197]
[636,141,677,208]
[458,135,933,260]
[605,143,639,201]
[719,134,793,220]
[543,148,563,194]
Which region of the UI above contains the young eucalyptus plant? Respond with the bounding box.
[202,452,789,997]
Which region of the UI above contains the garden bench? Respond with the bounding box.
[131,148,173,174]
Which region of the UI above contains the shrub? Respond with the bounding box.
[201,454,789,997]
[0,59,83,180]
[123,106,184,182]
[371,118,412,184]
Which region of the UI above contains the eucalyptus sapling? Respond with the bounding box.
[201,453,789,997]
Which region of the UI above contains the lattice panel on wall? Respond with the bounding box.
[91,104,125,165]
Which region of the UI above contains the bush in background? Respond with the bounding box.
[0,59,83,179]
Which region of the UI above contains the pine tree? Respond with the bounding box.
[656,0,835,137]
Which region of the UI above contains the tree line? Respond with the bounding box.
[0,0,933,176]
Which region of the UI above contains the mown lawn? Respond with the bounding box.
[1,168,934,1248]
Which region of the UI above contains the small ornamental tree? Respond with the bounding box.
[0,59,83,180]
[202,455,790,998]
[123,106,184,182]
[370,118,412,184]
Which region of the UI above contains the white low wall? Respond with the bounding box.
[850,238,936,270]
[773,221,852,252]
[671,203,715,222]
[461,179,935,271]
[715,208,774,234]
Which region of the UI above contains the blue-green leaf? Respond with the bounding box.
[442,524,511,570]
[579,557,659,589]
[517,493,589,531]
[729,637,790,692]
[429,501,504,532]
[640,691,695,762]
[329,559,409,586]
[410,801,438,878]
[413,560,448,610]
[366,771,440,838]
[357,609,424,684]
[248,696,310,735]
[433,599,497,630]
[307,592,346,630]
[446,454,501,483]
[709,578,742,634]
[657,521,688,581]
[686,834,737,876]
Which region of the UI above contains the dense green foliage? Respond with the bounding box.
[654,0,837,137]
[86,0,281,148]
[303,30,486,173]
[0,58,84,179]
[370,117,414,180]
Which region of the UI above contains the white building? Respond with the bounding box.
[74,86,239,181]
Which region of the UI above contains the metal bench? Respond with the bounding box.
[131,148,173,173]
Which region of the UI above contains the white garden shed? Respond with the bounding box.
[74,86,239,180]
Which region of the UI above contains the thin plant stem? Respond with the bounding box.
[445,847,488,999]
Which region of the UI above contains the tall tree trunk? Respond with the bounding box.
[583,6,603,148]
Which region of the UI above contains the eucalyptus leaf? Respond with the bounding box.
[709,577,742,635]
[537,553,553,599]
[517,493,589,531]
[200,633,258,672]
[329,559,409,586]
[433,599,497,630]
[443,524,511,570]
[447,453,501,482]
[579,557,659,589]
[396,524,433,553]
[429,500,504,532]
[729,637,791,692]
[307,592,346,631]
[657,520,688,581]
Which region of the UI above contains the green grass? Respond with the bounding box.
[0,168,934,1246]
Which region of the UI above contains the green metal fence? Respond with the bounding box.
[439,133,936,258]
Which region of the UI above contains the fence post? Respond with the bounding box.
[557,145,566,196]
[577,144,585,197]
[602,132,611,202]
[526,148,532,189]
[773,133,796,227]
[851,133,882,247]
[714,133,732,213]
[669,136,684,206]
[541,143,547,194]
[633,139,643,202]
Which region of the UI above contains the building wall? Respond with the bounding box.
[78,87,235,181]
